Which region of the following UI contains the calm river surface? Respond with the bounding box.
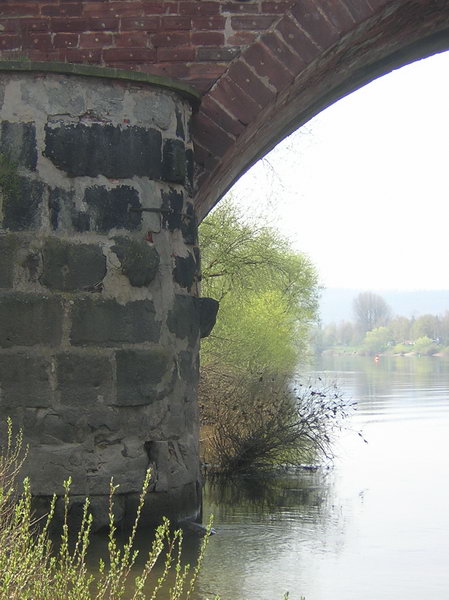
[194,355,449,600]
[88,355,449,599]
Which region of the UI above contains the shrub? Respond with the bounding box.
[199,370,351,474]
[0,419,214,600]
[413,336,439,356]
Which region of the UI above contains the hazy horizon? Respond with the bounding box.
[319,287,449,325]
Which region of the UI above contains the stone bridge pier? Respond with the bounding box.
[1,0,449,528]
[0,65,216,528]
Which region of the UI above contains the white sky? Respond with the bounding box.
[228,50,449,291]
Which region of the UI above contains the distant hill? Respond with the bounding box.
[319,288,449,324]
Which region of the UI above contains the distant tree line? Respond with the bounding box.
[314,291,449,356]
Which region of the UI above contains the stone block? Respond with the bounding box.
[196,297,219,338]
[173,253,197,290]
[178,350,198,386]
[115,348,171,406]
[44,122,162,179]
[2,177,45,231]
[0,292,63,348]
[33,412,79,445]
[56,405,121,441]
[134,92,174,130]
[70,297,160,346]
[161,187,183,231]
[0,121,37,170]
[56,352,113,405]
[85,446,149,495]
[111,236,159,287]
[40,238,106,292]
[0,234,19,288]
[23,446,90,496]
[167,294,199,346]
[0,352,51,407]
[181,202,197,244]
[161,139,186,184]
[84,186,142,233]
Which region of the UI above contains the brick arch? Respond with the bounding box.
[1,1,448,218]
[193,0,449,218]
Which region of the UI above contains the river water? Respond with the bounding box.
[193,355,449,600]
[87,355,449,599]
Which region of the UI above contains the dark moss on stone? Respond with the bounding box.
[56,352,113,405]
[111,237,160,287]
[0,353,51,407]
[2,177,44,231]
[175,108,185,140]
[167,294,199,346]
[70,297,160,346]
[22,250,40,283]
[44,122,162,179]
[181,202,197,245]
[48,187,75,231]
[161,139,186,184]
[1,121,37,171]
[196,297,219,338]
[173,253,196,290]
[161,187,183,231]
[115,348,171,406]
[40,238,106,292]
[185,148,194,191]
[0,292,63,348]
[84,186,141,233]
[0,234,19,288]
[72,212,90,233]
[48,193,60,231]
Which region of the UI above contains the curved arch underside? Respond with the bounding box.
[193,0,449,219]
[1,0,448,218]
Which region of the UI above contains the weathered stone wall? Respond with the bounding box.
[0,68,215,527]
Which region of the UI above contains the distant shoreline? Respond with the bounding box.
[320,349,448,359]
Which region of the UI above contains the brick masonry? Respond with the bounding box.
[0,71,218,528]
[1,1,448,221]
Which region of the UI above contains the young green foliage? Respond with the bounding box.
[200,198,319,374]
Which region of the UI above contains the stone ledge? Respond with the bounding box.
[0,60,201,109]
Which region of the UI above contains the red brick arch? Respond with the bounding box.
[1,0,449,218]
[193,0,449,218]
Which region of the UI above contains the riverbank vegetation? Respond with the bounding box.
[0,420,212,600]
[198,199,349,473]
[314,291,449,357]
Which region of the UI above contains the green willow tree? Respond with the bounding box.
[199,198,319,374]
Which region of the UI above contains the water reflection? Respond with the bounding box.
[197,356,449,600]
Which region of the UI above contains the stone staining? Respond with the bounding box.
[111,237,160,287]
[0,70,204,529]
[44,122,163,179]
